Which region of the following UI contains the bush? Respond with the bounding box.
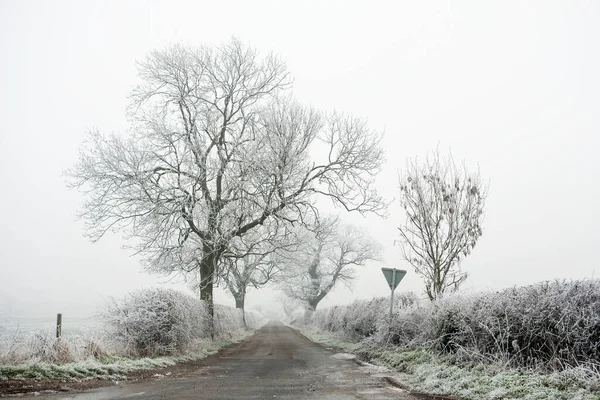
[427,280,600,369]
[101,288,214,356]
[306,279,600,372]
[310,293,418,341]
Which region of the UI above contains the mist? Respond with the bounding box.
[1,1,599,319]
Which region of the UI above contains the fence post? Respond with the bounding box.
[56,313,62,338]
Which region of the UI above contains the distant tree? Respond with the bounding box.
[397,149,488,300]
[66,38,385,335]
[220,220,299,325]
[279,294,304,322]
[282,216,380,313]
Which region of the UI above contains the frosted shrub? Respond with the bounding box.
[100,288,208,356]
[384,298,432,347]
[430,280,600,370]
[308,279,600,372]
[214,305,245,335]
[213,306,266,333]
[309,293,418,341]
[342,298,385,339]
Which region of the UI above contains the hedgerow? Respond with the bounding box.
[308,279,600,372]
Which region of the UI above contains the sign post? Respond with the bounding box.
[56,313,62,339]
[381,268,407,323]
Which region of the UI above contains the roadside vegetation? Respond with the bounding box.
[299,279,600,400]
[0,288,264,382]
[14,36,592,399]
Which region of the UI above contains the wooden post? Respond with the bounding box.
[56,313,62,338]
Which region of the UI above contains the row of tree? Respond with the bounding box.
[66,38,487,332]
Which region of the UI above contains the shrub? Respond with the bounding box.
[100,288,209,356]
[306,279,600,372]
[430,280,600,369]
[310,293,418,341]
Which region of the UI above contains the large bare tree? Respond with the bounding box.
[282,216,380,313]
[397,149,488,300]
[66,38,385,332]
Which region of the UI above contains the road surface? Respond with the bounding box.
[20,322,428,400]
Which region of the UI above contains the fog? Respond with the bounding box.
[1,1,599,319]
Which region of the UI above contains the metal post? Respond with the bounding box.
[389,269,396,323]
[56,313,62,338]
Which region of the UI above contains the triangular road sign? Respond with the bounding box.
[381,268,407,291]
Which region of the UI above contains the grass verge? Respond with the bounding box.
[298,326,600,400]
[0,331,251,383]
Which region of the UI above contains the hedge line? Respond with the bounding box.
[308,279,600,371]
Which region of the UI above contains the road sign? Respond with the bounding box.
[381,268,407,291]
[381,268,407,325]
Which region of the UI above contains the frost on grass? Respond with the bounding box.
[0,288,260,381]
[301,279,600,400]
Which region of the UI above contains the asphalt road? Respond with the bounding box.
[22,322,423,400]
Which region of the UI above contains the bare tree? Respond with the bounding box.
[66,38,385,334]
[220,220,299,324]
[397,149,488,300]
[282,216,380,313]
[279,294,304,322]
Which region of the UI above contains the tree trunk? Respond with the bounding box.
[199,250,217,339]
[303,301,317,322]
[235,297,244,309]
[307,290,327,314]
[234,294,246,326]
[233,290,246,326]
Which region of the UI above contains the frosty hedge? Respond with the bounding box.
[308,279,600,372]
[101,288,260,356]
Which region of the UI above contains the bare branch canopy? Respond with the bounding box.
[65,38,386,331]
[280,215,380,312]
[397,148,488,300]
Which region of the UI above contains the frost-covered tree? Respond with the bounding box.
[279,294,304,322]
[397,149,488,300]
[282,216,380,312]
[220,219,300,324]
[66,38,385,333]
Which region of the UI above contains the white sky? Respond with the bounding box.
[1,0,599,318]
